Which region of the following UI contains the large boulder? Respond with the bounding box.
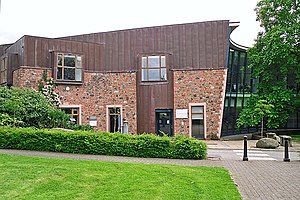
[256,138,279,149]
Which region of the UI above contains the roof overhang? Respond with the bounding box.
[229,22,248,51]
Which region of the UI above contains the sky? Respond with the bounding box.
[0,0,261,47]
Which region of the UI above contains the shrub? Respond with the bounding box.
[64,124,94,131]
[0,127,207,159]
[0,86,69,128]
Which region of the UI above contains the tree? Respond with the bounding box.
[237,99,274,137]
[250,0,300,93]
[237,0,300,130]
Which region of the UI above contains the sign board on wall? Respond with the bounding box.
[176,109,188,119]
[89,116,97,127]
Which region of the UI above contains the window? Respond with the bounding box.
[60,106,81,125]
[142,55,167,81]
[0,56,7,84]
[106,106,122,133]
[56,53,82,82]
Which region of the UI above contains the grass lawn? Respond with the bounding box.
[291,135,300,141]
[0,154,241,200]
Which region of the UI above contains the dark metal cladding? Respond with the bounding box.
[59,20,230,71]
[22,36,104,71]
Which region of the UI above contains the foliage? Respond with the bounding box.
[251,0,300,89]
[0,87,69,128]
[238,0,300,129]
[237,98,273,135]
[291,135,300,141]
[0,113,23,127]
[0,127,207,160]
[65,123,94,131]
[0,154,241,200]
[38,70,61,107]
[237,87,294,130]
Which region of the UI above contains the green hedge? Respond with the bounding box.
[0,127,207,159]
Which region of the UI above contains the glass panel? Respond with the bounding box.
[148,69,160,81]
[142,69,147,81]
[192,106,203,113]
[142,57,147,68]
[161,68,167,80]
[58,54,63,66]
[192,113,204,119]
[109,107,121,114]
[72,115,78,124]
[64,68,75,80]
[77,56,82,68]
[72,108,78,115]
[148,56,159,68]
[75,68,82,81]
[161,56,166,67]
[64,55,75,67]
[57,67,62,79]
[63,108,72,114]
[192,119,204,139]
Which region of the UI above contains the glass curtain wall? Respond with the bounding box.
[222,48,258,136]
[222,48,300,136]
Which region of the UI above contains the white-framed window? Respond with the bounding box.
[106,105,122,133]
[59,105,82,125]
[189,103,206,139]
[56,53,82,82]
[142,55,167,81]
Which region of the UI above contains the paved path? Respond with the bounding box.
[1,139,300,200]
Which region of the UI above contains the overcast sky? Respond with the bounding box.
[0,0,261,47]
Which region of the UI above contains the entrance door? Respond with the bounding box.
[191,106,205,139]
[155,109,173,137]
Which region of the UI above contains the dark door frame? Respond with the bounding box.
[155,109,173,137]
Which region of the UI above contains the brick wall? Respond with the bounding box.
[13,67,137,133]
[173,69,227,138]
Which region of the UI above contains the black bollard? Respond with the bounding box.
[243,136,248,161]
[283,137,290,162]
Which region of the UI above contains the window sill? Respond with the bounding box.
[139,81,169,86]
[55,80,83,85]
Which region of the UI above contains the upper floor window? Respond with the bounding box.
[142,55,167,81]
[0,56,7,84]
[56,53,82,82]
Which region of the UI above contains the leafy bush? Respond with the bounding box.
[64,124,94,131]
[0,86,69,128]
[0,113,23,126]
[0,127,207,159]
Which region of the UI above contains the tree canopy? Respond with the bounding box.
[250,0,300,91]
[237,0,300,129]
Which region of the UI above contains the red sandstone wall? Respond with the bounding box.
[13,67,51,91]
[13,66,227,138]
[13,67,137,133]
[173,69,227,138]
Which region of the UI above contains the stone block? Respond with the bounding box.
[279,135,292,147]
[256,138,279,149]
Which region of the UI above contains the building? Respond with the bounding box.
[1,20,298,138]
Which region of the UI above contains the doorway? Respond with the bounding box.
[191,106,205,139]
[155,109,173,137]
